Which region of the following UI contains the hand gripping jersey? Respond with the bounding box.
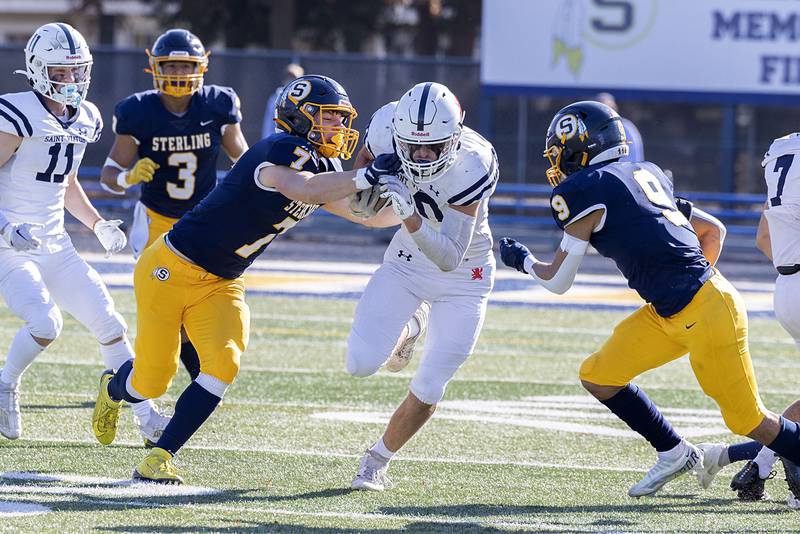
[365,102,498,266]
[551,161,712,317]
[113,85,242,218]
[0,91,102,252]
[761,133,800,269]
[167,133,326,279]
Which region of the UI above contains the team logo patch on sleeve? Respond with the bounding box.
[153,267,170,281]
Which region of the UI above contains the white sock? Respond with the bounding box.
[98,336,134,372]
[369,436,395,461]
[754,446,778,479]
[125,371,157,417]
[1,328,46,386]
[658,440,687,461]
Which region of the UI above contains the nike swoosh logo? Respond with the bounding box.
[200,120,214,126]
[685,322,697,329]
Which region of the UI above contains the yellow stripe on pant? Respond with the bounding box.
[579,270,767,436]
[131,236,250,398]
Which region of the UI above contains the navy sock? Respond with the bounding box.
[106,359,143,403]
[179,341,201,381]
[156,381,220,455]
[600,383,682,452]
[766,417,800,465]
[728,441,762,463]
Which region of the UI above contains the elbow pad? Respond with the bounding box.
[524,233,588,294]
[409,207,476,271]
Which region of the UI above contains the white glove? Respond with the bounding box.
[380,177,415,220]
[94,219,127,256]
[349,184,389,219]
[0,222,43,251]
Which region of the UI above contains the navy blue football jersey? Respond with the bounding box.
[112,85,242,218]
[167,133,324,279]
[551,161,712,317]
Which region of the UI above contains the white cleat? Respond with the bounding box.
[385,301,431,373]
[134,405,171,448]
[629,441,703,497]
[695,442,727,489]
[351,449,393,491]
[0,371,21,440]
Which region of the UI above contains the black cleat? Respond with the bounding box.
[781,457,800,509]
[730,460,773,501]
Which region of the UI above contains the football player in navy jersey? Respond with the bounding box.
[99,29,248,393]
[499,101,800,499]
[91,75,401,483]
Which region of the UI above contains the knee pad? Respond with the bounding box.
[204,345,241,384]
[95,311,128,345]
[28,305,63,341]
[345,331,385,378]
[722,405,766,436]
[409,374,446,405]
[578,354,599,383]
[131,372,171,399]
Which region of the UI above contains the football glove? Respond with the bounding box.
[499,237,531,273]
[353,153,402,190]
[380,177,415,220]
[94,219,127,256]
[349,184,389,219]
[0,222,43,251]
[119,157,159,188]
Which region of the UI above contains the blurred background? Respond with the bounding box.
[0,0,791,263]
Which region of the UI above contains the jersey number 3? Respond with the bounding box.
[166,152,197,200]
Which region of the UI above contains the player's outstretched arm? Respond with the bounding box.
[755,207,773,262]
[321,197,401,228]
[221,122,248,162]
[499,209,600,294]
[690,207,726,265]
[100,134,158,194]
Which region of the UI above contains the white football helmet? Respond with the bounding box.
[15,23,93,107]
[392,82,464,183]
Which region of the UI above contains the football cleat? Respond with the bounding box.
[730,460,773,501]
[696,442,727,489]
[133,447,183,485]
[351,449,393,491]
[92,370,122,445]
[781,458,800,509]
[134,406,171,448]
[385,301,431,373]
[628,441,702,497]
[0,371,21,439]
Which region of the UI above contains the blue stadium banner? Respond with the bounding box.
[482,0,800,101]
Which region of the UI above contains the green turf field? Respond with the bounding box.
[0,291,798,532]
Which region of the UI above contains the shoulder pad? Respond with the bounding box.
[763,133,800,167]
[364,102,397,157]
[204,85,242,125]
[445,141,499,206]
[0,92,36,137]
[264,133,321,172]
[113,92,152,137]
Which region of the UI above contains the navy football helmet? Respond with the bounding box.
[145,29,208,97]
[275,75,359,160]
[544,101,629,186]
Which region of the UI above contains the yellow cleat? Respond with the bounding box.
[92,370,122,445]
[133,447,184,485]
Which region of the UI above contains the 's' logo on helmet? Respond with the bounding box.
[153,267,170,281]
[555,114,585,141]
[287,80,312,103]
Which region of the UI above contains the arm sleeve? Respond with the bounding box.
[408,207,476,272]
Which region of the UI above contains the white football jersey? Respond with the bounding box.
[762,133,800,268]
[365,102,498,266]
[0,91,102,252]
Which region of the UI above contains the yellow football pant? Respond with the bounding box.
[144,207,179,250]
[580,270,767,436]
[131,237,250,398]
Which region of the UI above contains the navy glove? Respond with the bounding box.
[354,153,402,190]
[499,237,531,273]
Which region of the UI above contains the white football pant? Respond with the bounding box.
[347,245,494,405]
[775,273,800,350]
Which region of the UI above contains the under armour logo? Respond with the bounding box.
[429,184,440,197]
[471,267,484,280]
[398,250,412,262]
[153,267,170,281]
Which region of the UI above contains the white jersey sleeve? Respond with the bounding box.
[762,133,800,267]
[363,102,396,158]
[0,91,102,253]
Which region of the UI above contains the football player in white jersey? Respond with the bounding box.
[345,82,498,491]
[696,133,800,506]
[0,22,167,443]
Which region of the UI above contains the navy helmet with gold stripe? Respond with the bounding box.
[275,75,359,160]
[544,101,629,187]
